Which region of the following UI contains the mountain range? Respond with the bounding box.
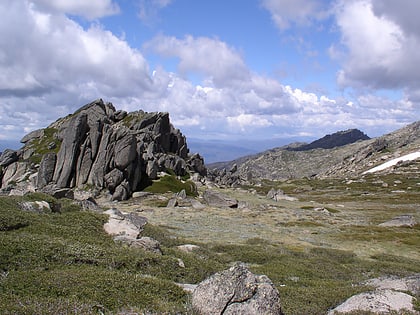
[208,121,420,183]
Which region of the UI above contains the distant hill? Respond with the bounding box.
[209,122,420,181]
[289,129,369,151]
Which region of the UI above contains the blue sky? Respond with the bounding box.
[0,0,419,156]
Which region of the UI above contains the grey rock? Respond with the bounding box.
[177,244,200,253]
[103,208,142,239]
[114,129,136,170]
[327,290,416,314]
[20,129,44,143]
[76,197,100,211]
[47,142,56,150]
[192,263,283,315]
[203,190,238,208]
[2,162,31,187]
[379,214,417,227]
[22,148,35,160]
[104,168,124,192]
[51,188,74,199]
[114,110,127,121]
[176,189,187,199]
[19,201,51,213]
[146,160,158,180]
[53,113,88,188]
[37,153,57,188]
[3,99,206,200]
[112,180,130,201]
[124,212,148,230]
[131,236,162,254]
[88,124,113,188]
[167,198,178,207]
[75,139,93,186]
[0,149,18,167]
[190,199,206,209]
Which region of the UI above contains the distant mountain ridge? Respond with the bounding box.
[209,121,420,183]
[288,129,370,151]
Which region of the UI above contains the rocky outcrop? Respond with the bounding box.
[192,263,283,315]
[0,99,206,200]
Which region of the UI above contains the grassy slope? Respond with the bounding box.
[1,171,419,314]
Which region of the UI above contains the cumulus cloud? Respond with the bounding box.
[332,0,420,100]
[0,0,153,141]
[33,0,120,20]
[261,0,328,30]
[144,35,250,86]
[0,0,416,150]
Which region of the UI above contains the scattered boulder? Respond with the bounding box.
[19,201,51,213]
[327,290,416,314]
[267,188,297,202]
[131,236,162,255]
[203,190,238,208]
[177,244,200,253]
[192,263,283,315]
[365,275,420,295]
[379,214,417,227]
[167,198,178,208]
[190,199,206,209]
[103,208,147,239]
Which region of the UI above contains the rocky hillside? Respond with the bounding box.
[0,99,206,200]
[209,121,420,185]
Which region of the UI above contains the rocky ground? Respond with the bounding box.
[97,168,419,314]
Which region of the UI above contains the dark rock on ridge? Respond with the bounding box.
[0,99,206,200]
[289,129,370,151]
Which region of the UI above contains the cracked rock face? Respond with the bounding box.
[191,263,283,315]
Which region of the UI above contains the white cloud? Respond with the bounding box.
[261,0,328,31]
[138,0,173,25]
[144,35,250,87]
[227,114,272,132]
[33,0,120,20]
[332,0,420,99]
[0,0,416,151]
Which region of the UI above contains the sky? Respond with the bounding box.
[1,0,419,155]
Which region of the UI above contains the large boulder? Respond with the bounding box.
[203,190,238,208]
[192,263,283,315]
[327,290,416,314]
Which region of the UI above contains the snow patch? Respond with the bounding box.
[363,151,420,174]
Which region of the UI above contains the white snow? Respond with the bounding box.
[363,151,420,174]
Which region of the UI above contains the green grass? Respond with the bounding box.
[1,178,419,315]
[26,127,61,164]
[144,174,198,196]
[0,194,213,314]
